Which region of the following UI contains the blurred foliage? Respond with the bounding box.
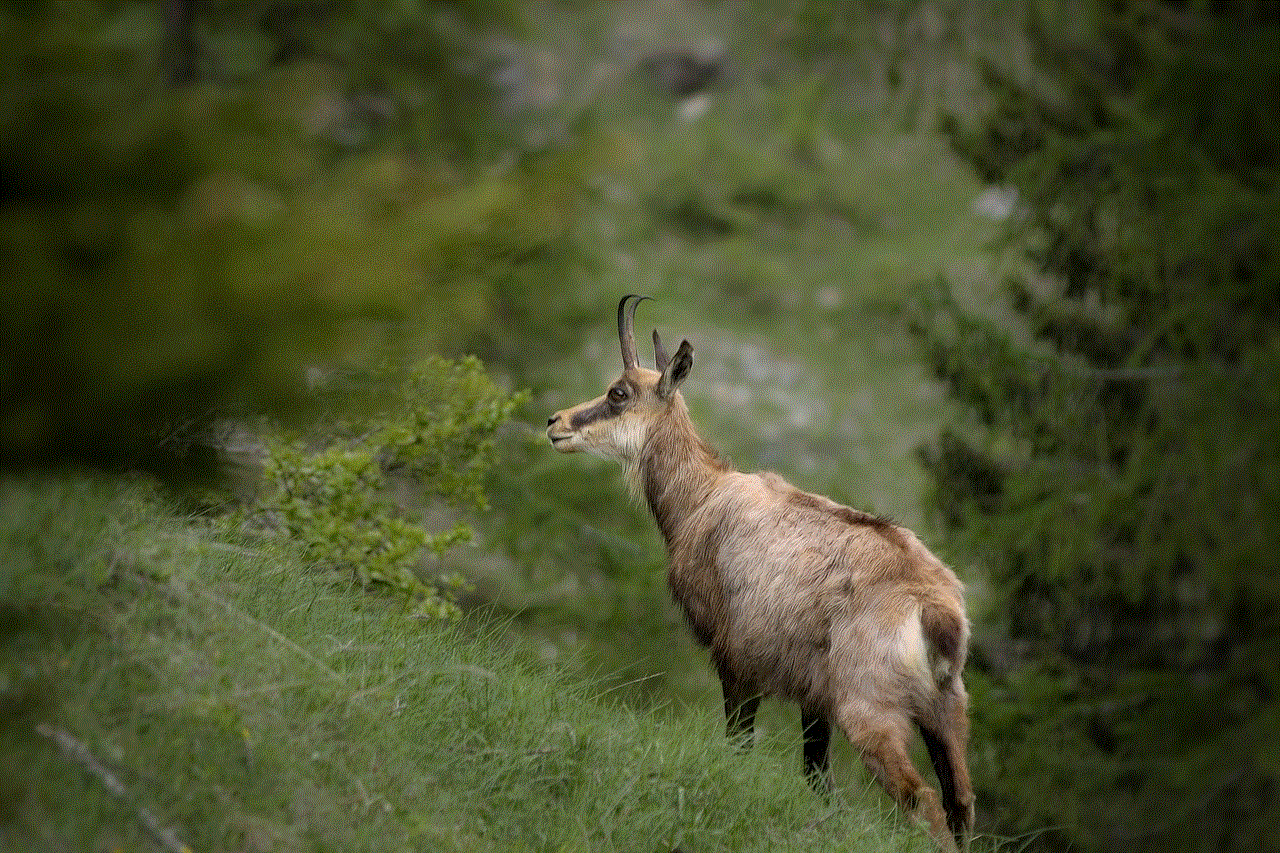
[920,2,1280,851]
[257,356,525,619]
[741,0,1018,133]
[0,1,583,471]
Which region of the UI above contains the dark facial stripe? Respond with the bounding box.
[570,397,618,431]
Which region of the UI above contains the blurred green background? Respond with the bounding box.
[2,2,1276,852]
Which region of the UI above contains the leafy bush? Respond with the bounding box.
[259,356,526,618]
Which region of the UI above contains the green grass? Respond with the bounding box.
[1,474,945,853]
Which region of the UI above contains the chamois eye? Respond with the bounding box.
[608,385,629,403]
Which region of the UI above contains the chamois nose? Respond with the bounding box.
[547,415,557,427]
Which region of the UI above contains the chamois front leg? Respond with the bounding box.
[801,708,832,793]
[719,672,759,751]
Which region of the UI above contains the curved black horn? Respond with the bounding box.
[617,294,651,370]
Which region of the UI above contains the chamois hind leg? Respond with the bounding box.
[719,672,759,750]
[800,708,831,793]
[836,701,958,853]
[917,681,975,852]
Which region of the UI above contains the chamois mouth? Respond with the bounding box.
[548,431,575,452]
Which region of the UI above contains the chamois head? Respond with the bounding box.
[546,294,693,462]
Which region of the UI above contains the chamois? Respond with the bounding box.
[546,295,974,852]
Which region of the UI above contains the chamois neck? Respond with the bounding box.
[632,396,729,547]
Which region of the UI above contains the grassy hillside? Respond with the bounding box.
[1,475,942,852]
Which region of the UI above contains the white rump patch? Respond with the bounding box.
[896,606,933,683]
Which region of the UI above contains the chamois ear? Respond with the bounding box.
[657,339,694,399]
[653,329,671,372]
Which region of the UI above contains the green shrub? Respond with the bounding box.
[259,356,526,618]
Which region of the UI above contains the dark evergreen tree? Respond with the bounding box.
[920,2,1279,851]
[0,1,572,472]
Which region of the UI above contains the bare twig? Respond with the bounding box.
[36,724,194,853]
